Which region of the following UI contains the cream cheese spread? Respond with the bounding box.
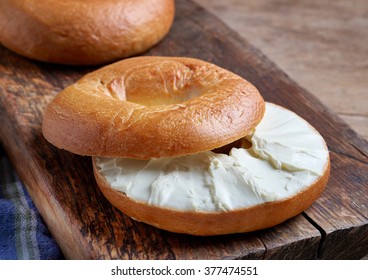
[95,102,329,212]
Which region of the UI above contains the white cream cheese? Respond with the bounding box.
[95,102,329,212]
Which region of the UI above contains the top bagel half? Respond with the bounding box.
[0,0,175,65]
[42,56,265,159]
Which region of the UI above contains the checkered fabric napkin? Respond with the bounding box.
[0,146,63,260]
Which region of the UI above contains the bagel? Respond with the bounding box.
[42,56,266,159]
[92,102,330,235]
[0,0,175,65]
[42,57,330,236]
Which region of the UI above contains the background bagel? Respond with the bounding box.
[0,0,175,65]
[42,56,265,159]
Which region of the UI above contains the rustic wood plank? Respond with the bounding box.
[0,0,367,259]
[304,152,368,259]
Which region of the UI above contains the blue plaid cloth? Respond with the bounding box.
[0,146,63,259]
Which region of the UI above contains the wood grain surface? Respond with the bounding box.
[0,0,367,259]
[194,0,368,140]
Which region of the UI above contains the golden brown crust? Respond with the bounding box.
[42,56,265,159]
[0,0,175,65]
[92,156,330,236]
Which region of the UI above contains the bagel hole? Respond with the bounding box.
[125,85,203,106]
[108,64,205,106]
[212,138,252,155]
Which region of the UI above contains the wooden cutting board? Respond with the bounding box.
[0,0,367,259]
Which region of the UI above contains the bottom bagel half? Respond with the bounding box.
[92,103,330,236]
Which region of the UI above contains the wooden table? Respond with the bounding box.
[194,0,368,141]
[0,0,367,259]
